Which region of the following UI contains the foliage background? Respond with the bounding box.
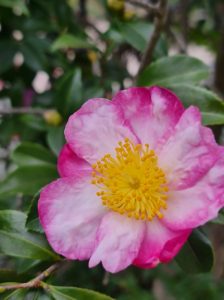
[0,0,224,299]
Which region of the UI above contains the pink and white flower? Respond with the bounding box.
[38,86,224,273]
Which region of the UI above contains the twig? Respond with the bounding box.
[0,262,61,291]
[126,0,161,16]
[0,107,48,115]
[136,0,168,79]
[79,0,87,21]
[179,0,189,53]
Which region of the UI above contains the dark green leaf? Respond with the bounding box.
[47,285,114,300]
[211,210,224,224]
[0,269,21,283]
[3,289,27,300]
[55,69,82,117]
[51,33,92,52]
[175,229,214,273]
[169,84,224,125]
[11,142,56,167]
[0,210,58,260]
[0,165,58,197]
[26,194,44,233]
[137,55,209,86]
[20,115,47,132]
[0,210,26,233]
[118,22,153,52]
[0,40,18,74]
[47,126,65,156]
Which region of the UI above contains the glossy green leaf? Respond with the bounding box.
[51,33,92,52]
[3,289,51,300]
[137,55,209,86]
[0,210,26,233]
[47,126,65,156]
[11,142,56,167]
[3,289,27,300]
[169,84,224,125]
[26,194,43,233]
[55,69,83,117]
[0,210,58,260]
[0,165,58,197]
[118,22,153,52]
[47,285,114,300]
[175,229,214,273]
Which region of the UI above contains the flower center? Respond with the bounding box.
[91,138,168,221]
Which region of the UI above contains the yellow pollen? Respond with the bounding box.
[91,138,169,221]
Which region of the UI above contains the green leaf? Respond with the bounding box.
[169,84,224,125]
[20,43,46,71]
[0,269,21,283]
[0,210,26,233]
[47,285,114,300]
[118,22,153,52]
[55,69,83,117]
[175,229,214,273]
[26,194,43,233]
[11,142,56,167]
[0,40,18,74]
[0,0,29,15]
[0,165,58,197]
[0,210,59,260]
[137,55,209,86]
[47,126,65,156]
[51,33,92,52]
[3,289,27,300]
[2,289,51,300]
[20,115,47,132]
[211,210,224,224]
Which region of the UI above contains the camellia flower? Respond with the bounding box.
[38,86,224,273]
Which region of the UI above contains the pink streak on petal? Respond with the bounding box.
[89,212,145,273]
[112,86,184,149]
[162,153,224,231]
[38,172,106,260]
[58,144,91,177]
[65,98,138,164]
[133,219,191,268]
[158,106,221,190]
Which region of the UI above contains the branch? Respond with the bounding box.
[136,0,168,79]
[0,262,61,292]
[0,107,48,115]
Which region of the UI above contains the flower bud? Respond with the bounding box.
[43,110,62,126]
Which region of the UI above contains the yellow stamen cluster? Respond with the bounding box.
[91,138,168,221]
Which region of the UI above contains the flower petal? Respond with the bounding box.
[89,213,145,273]
[133,219,191,268]
[113,86,184,149]
[65,98,137,164]
[158,106,221,190]
[162,154,224,230]
[38,173,106,260]
[58,144,91,177]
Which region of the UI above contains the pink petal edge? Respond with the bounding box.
[38,172,107,260]
[89,212,145,273]
[112,86,185,149]
[58,144,91,177]
[65,98,138,164]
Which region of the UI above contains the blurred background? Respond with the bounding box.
[1,0,224,299]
